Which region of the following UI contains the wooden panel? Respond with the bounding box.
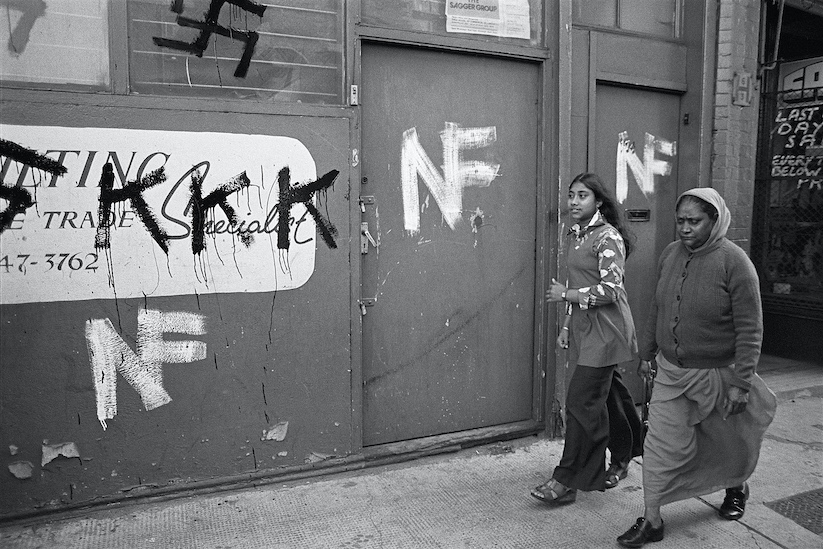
[128,0,344,103]
[595,32,688,91]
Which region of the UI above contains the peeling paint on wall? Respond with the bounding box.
[41,441,80,467]
[8,461,33,479]
[304,452,334,464]
[261,421,289,441]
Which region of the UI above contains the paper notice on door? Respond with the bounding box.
[446,0,530,40]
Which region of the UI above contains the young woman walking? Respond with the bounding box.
[531,172,644,505]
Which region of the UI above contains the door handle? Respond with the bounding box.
[361,221,377,254]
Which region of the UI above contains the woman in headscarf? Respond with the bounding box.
[616,188,777,547]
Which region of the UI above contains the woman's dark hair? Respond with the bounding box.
[677,194,719,221]
[570,172,634,257]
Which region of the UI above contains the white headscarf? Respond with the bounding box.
[676,188,731,252]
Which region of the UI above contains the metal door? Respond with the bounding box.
[593,84,681,402]
[360,44,540,446]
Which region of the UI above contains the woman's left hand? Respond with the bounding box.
[546,278,567,302]
[722,385,749,419]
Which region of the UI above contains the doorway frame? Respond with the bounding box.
[348,3,561,455]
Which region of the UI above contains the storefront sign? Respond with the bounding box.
[0,125,320,304]
[770,105,823,183]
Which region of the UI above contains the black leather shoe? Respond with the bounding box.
[719,482,749,521]
[617,517,664,548]
[605,461,630,489]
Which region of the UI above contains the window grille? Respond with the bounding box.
[753,86,823,318]
[128,0,344,104]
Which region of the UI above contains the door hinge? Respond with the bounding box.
[350,85,359,106]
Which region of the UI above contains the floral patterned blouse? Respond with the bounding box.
[568,211,628,310]
[564,211,638,367]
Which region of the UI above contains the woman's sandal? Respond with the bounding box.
[530,479,577,505]
[605,461,630,489]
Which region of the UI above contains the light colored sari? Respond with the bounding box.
[642,352,777,507]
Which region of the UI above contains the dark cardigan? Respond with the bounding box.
[639,237,763,390]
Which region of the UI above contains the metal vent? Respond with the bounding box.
[764,487,823,535]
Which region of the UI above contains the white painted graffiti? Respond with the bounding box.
[85,309,207,430]
[616,131,677,203]
[401,122,500,234]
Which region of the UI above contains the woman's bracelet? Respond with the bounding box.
[561,326,569,331]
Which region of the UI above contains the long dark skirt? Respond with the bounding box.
[552,365,643,491]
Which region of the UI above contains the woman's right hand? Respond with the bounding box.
[556,329,569,350]
[637,359,652,378]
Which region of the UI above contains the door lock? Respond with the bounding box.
[358,297,376,315]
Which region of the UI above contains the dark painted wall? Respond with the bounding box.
[0,99,353,517]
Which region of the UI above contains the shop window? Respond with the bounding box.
[754,57,823,311]
[573,0,681,39]
[128,0,344,104]
[362,0,542,47]
[0,0,111,90]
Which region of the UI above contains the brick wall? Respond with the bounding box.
[711,0,762,252]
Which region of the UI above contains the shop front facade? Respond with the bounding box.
[754,1,823,362]
[0,0,556,520]
[0,0,759,520]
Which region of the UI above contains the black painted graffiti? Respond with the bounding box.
[276,167,339,250]
[93,162,339,254]
[152,0,267,78]
[94,163,170,253]
[3,138,340,252]
[188,167,252,254]
[0,138,66,233]
[4,0,46,56]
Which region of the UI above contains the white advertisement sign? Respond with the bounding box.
[0,125,326,305]
[445,0,530,40]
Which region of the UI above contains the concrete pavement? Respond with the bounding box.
[1,357,821,548]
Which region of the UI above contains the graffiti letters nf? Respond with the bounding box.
[401,123,500,235]
[615,131,677,203]
[95,162,171,253]
[86,308,207,430]
[153,0,267,78]
[4,0,46,56]
[276,166,339,250]
[0,138,67,233]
